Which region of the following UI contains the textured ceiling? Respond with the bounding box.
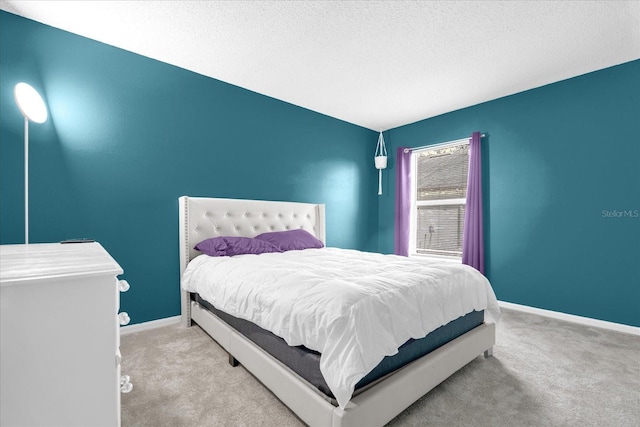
[2,1,639,131]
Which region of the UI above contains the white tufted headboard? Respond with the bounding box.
[178,196,326,325]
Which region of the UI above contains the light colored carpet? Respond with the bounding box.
[121,308,640,426]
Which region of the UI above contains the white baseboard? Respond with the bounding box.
[499,301,639,336]
[120,315,181,335]
[120,304,639,337]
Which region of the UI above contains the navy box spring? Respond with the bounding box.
[194,294,484,402]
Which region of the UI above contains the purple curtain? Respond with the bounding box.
[462,131,484,274]
[394,147,412,256]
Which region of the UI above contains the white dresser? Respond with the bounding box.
[0,242,131,427]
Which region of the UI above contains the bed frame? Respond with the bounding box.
[179,196,495,427]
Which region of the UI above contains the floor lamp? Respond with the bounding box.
[14,82,48,244]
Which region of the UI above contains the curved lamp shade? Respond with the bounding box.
[14,82,48,123]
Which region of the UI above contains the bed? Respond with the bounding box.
[179,196,499,427]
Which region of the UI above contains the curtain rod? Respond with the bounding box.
[403,133,486,153]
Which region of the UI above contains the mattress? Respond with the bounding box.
[194,293,484,402]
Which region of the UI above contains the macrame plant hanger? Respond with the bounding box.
[374,132,388,195]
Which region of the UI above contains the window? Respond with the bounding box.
[410,142,469,258]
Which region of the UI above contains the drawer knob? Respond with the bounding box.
[120,375,133,393]
[118,312,130,326]
[118,280,130,292]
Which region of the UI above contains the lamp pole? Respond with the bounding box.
[24,117,29,244]
[14,82,48,245]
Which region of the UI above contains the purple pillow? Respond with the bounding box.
[254,229,324,251]
[195,236,282,257]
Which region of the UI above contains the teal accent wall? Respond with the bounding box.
[377,60,640,327]
[0,12,378,324]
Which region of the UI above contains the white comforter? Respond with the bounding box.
[182,247,500,408]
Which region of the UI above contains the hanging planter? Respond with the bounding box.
[374,132,387,195]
